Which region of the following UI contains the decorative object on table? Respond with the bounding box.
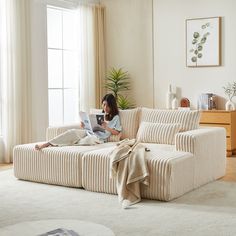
[225,100,235,111]
[104,67,134,109]
[1,219,115,236]
[223,82,236,111]
[180,98,190,108]
[171,97,178,110]
[166,84,175,109]
[198,93,217,110]
[186,17,221,67]
[38,228,79,236]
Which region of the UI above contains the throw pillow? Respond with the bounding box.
[136,122,181,145]
[140,108,200,132]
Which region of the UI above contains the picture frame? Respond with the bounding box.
[186,17,221,67]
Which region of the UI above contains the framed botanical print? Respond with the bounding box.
[186,17,221,67]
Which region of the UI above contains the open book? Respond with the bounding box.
[79,111,105,133]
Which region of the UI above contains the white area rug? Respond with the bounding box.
[0,170,236,236]
[0,219,115,236]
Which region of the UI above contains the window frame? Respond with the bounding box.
[47,5,80,126]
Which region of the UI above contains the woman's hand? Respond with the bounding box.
[101,121,120,135]
[101,121,108,130]
[80,121,85,129]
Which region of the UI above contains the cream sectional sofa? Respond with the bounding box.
[13,108,226,201]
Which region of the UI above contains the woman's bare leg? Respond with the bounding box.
[35,142,51,150]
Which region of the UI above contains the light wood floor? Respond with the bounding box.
[0,163,13,171]
[0,158,235,181]
[222,157,236,182]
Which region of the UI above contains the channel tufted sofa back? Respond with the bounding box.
[139,108,201,132]
[91,107,201,141]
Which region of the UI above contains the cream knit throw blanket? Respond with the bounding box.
[110,139,149,208]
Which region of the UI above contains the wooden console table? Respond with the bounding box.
[200,110,236,157]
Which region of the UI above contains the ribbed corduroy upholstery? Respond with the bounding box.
[13,108,226,203]
[14,144,84,187]
[82,147,117,194]
[119,108,140,139]
[82,144,194,201]
[175,127,226,188]
[137,122,181,144]
[13,143,115,187]
[140,108,200,132]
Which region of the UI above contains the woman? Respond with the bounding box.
[35,93,122,150]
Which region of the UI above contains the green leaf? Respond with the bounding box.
[104,67,135,109]
[117,94,135,110]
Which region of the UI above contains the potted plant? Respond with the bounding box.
[105,67,134,109]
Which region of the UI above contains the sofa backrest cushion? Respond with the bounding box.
[140,108,200,132]
[90,107,140,140]
[119,108,140,139]
[137,122,181,144]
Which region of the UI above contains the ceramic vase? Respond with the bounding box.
[166,84,175,109]
[171,97,178,110]
[225,100,235,111]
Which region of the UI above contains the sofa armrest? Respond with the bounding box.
[175,127,226,188]
[175,127,226,154]
[46,123,82,141]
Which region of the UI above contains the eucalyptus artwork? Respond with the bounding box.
[189,23,210,64]
[104,67,134,109]
[186,17,221,67]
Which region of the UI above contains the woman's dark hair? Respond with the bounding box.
[102,93,119,121]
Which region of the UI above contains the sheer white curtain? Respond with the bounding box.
[0,0,32,163]
[0,0,105,162]
[78,3,106,112]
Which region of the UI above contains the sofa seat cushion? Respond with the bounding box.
[82,146,117,194]
[140,108,200,132]
[142,143,175,152]
[82,145,194,201]
[140,147,194,201]
[13,142,116,188]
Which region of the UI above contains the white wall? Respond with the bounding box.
[30,0,236,141]
[154,0,236,109]
[101,0,236,109]
[101,0,154,108]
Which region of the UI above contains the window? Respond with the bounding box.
[47,6,79,126]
